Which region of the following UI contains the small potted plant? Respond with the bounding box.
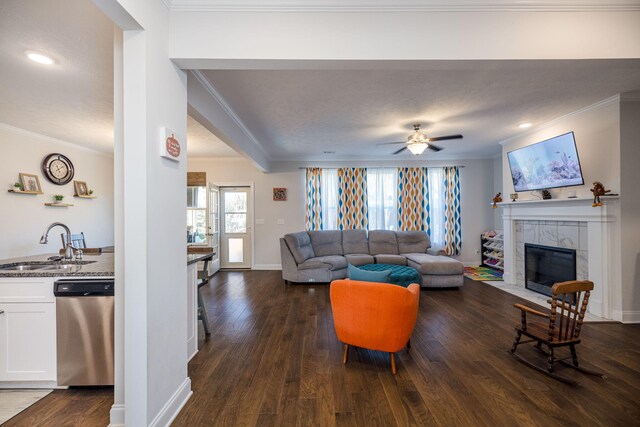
[88,189,94,195]
[54,194,64,204]
[13,182,22,192]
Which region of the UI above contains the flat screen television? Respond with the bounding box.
[507,131,584,192]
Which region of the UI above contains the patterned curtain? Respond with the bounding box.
[397,167,430,233]
[443,166,462,255]
[305,168,323,230]
[338,168,368,230]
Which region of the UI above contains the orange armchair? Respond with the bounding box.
[330,279,420,374]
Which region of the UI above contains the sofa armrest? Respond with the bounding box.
[426,247,446,256]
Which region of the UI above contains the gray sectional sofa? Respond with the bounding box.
[280,230,464,288]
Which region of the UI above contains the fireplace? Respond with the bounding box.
[525,244,576,297]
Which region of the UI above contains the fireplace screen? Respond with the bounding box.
[525,244,576,298]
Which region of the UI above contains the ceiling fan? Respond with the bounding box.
[379,124,463,156]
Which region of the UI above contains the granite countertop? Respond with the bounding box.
[187,252,214,265]
[0,253,114,278]
[0,251,213,277]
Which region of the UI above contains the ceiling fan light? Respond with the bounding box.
[407,143,428,156]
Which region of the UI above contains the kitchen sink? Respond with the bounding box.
[0,261,96,271]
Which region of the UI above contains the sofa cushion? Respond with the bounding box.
[345,254,375,266]
[342,229,369,254]
[299,255,348,271]
[348,264,392,283]
[368,230,399,255]
[308,230,343,256]
[284,232,315,264]
[374,254,407,265]
[405,253,464,275]
[396,231,430,254]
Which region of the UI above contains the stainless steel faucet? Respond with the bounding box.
[39,222,80,260]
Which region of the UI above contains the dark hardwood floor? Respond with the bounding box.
[6,272,640,426]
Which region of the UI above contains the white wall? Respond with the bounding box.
[189,157,495,267]
[620,96,640,320]
[492,155,503,230]
[0,124,114,260]
[170,11,640,67]
[501,97,621,199]
[188,158,305,269]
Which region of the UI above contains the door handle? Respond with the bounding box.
[0,309,4,315]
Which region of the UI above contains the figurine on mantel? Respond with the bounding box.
[492,192,502,209]
[590,181,611,207]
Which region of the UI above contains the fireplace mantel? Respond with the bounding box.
[499,196,621,321]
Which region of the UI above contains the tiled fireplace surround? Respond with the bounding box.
[500,197,621,321]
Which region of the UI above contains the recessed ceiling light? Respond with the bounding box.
[518,122,532,129]
[25,50,54,65]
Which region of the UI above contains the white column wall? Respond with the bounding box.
[94,0,191,425]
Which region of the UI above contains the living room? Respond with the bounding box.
[1,0,639,426]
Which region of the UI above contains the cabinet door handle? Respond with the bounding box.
[0,309,4,315]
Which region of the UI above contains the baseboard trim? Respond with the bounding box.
[148,377,192,427]
[253,264,282,270]
[109,403,125,427]
[621,310,640,324]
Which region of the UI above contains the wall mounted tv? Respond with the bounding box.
[507,131,584,192]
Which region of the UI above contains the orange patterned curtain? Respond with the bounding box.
[305,168,323,230]
[337,168,368,230]
[397,167,430,232]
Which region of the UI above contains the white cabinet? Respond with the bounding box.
[0,303,56,381]
[0,278,56,384]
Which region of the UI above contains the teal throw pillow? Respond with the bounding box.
[348,264,392,283]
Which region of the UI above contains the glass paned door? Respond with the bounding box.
[208,184,220,270]
[220,187,252,268]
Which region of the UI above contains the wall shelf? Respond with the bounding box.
[44,202,74,207]
[8,189,43,195]
[74,195,96,199]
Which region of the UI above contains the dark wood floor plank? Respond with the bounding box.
[8,271,640,426]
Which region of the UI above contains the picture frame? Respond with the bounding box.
[74,180,89,196]
[19,173,42,193]
[273,187,287,201]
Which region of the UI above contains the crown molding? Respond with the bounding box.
[498,94,621,146]
[0,122,114,158]
[190,70,271,160]
[166,0,640,12]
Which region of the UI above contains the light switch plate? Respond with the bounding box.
[277,219,285,225]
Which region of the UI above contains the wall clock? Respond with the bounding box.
[42,153,75,185]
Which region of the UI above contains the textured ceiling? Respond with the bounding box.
[2,1,640,162]
[0,0,114,152]
[201,62,640,160]
[0,0,236,157]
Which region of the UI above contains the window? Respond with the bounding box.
[428,168,446,248]
[187,186,207,244]
[321,169,339,230]
[367,168,397,230]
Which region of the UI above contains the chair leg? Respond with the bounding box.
[547,346,555,373]
[406,339,411,353]
[511,331,522,353]
[390,353,397,375]
[570,344,579,367]
[197,288,211,336]
[342,344,349,365]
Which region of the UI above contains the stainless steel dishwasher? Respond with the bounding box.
[54,278,114,386]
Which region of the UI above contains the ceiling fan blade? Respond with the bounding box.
[376,141,407,145]
[427,144,444,152]
[393,146,408,155]
[427,134,463,142]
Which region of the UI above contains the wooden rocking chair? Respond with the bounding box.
[510,280,605,385]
